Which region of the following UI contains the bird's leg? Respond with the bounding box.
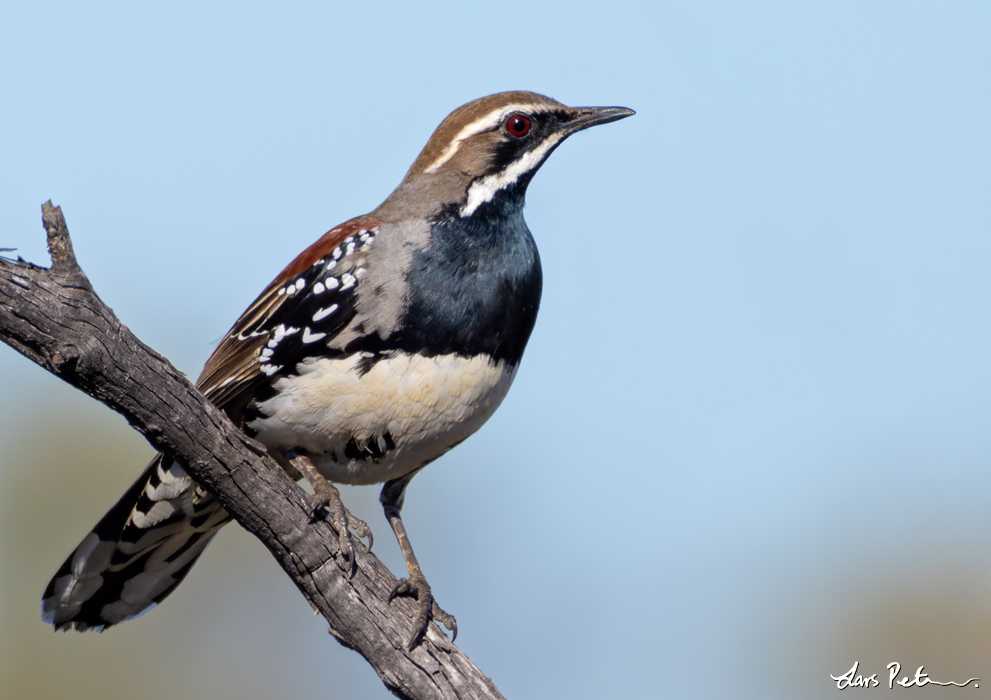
[285,451,372,567]
[381,473,457,650]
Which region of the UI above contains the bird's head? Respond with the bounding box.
[375,91,634,220]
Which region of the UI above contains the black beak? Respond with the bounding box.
[563,105,636,135]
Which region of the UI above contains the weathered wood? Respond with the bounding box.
[0,202,505,700]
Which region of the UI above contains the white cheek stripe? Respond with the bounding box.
[424,103,547,174]
[459,133,564,217]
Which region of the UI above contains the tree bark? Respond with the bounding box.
[0,202,505,700]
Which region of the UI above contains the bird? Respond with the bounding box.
[41,90,634,649]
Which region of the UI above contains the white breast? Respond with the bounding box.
[248,352,517,484]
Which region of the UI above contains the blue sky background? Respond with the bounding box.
[2,2,990,698]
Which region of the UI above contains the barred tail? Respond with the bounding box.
[42,454,231,631]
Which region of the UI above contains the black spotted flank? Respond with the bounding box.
[341,431,396,462]
[354,350,385,377]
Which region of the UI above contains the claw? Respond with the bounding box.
[388,578,414,602]
[308,484,333,517]
[325,495,371,575]
[432,601,457,642]
[389,574,457,650]
[288,452,370,573]
[349,513,373,551]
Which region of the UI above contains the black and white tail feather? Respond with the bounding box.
[42,455,229,630]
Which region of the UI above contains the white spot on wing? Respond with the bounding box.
[302,328,327,344]
[237,329,267,341]
[273,324,299,341]
[313,304,338,322]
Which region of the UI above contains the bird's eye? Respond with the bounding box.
[505,114,531,137]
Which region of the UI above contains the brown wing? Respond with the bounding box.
[196,216,381,416]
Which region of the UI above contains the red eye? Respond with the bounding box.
[506,113,531,137]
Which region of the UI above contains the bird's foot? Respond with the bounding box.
[389,573,457,650]
[309,480,373,569]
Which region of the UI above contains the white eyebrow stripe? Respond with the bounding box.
[424,103,550,174]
